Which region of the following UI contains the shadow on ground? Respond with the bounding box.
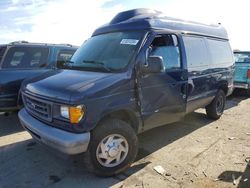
[0,91,249,187]
[225,89,249,110]
[218,162,250,188]
[136,111,214,160]
[0,112,23,137]
[0,111,215,188]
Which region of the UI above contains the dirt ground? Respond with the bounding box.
[0,91,250,188]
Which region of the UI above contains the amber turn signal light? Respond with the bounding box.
[69,106,85,124]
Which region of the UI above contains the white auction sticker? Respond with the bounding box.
[120,39,139,45]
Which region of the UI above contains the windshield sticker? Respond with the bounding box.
[120,39,139,45]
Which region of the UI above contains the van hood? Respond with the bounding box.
[23,70,114,103]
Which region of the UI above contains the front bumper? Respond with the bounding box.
[18,108,90,155]
[234,82,250,89]
[227,84,234,96]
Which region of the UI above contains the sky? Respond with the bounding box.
[0,0,249,50]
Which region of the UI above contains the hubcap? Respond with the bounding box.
[96,134,129,168]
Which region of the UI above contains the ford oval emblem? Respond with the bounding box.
[30,102,36,108]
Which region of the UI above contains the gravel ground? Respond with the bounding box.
[0,91,250,188]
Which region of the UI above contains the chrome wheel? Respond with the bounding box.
[96,134,129,168]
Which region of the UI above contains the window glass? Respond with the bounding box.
[234,52,250,63]
[57,50,75,62]
[10,51,24,66]
[149,35,181,70]
[0,46,6,63]
[207,39,233,64]
[70,31,145,72]
[183,36,209,68]
[30,52,42,66]
[2,47,49,69]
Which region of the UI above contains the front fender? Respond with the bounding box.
[81,90,141,132]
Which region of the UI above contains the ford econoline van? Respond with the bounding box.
[18,9,234,176]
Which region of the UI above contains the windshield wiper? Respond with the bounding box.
[82,60,104,65]
[82,60,112,72]
[64,60,76,69]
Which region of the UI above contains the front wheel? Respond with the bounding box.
[85,118,138,177]
[206,90,226,120]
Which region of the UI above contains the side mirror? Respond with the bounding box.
[56,60,65,69]
[56,60,73,69]
[39,63,47,68]
[142,56,164,74]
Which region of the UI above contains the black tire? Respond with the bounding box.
[84,118,138,177]
[206,90,226,120]
[246,89,250,96]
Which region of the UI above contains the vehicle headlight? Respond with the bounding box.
[60,105,85,124]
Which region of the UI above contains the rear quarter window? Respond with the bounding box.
[2,47,49,69]
[207,39,233,66]
[183,36,209,70]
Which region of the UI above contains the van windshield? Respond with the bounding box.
[70,31,145,72]
[234,52,250,63]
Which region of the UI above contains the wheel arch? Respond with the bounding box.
[218,81,228,95]
[96,109,141,134]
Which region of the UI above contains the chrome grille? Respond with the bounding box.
[23,93,52,122]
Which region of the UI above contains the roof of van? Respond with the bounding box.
[92,9,229,40]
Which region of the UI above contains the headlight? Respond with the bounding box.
[60,105,85,124]
[60,106,70,119]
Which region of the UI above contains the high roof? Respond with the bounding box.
[92,9,229,40]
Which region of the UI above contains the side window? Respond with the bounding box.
[183,36,209,69]
[207,39,233,65]
[0,46,7,63]
[10,51,25,66]
[149,34,181,70]
[30,52,42,66]
[57,50,75,62]
[2,47,49,69]
[234,52,250,63]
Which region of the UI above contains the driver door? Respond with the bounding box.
[138,33,188,130]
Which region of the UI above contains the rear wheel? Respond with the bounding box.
[246,89,250,96]
[206,90,226,120]
[85,118,138,177]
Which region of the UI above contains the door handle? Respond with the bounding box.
[188,84,194,93]
[187,80,195,95]
[180,83,188,99]
[181,83,187,94]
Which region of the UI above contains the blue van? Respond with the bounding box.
[233,51,250,94]
[18,9,234,176]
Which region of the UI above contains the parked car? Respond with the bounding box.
[0,41,78,112]
[18,9,234,176]
[233,51,250,94]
